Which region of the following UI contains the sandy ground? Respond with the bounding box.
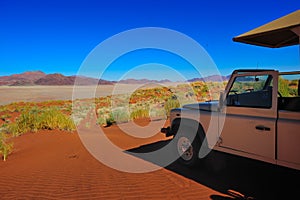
[0,119,229,200]
[0,83,182,105]
[0,118,299,200]
[1,85,299,199]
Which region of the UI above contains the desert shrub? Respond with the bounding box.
[97,107,111,125]
[164,97,180,117]
[97,116,107,126]
[149,105,166,119]
[278,77,290,97]
[8,107,75,136]
[288,88,297,96]
[8,107,39,136]
[130,108,149,120]
[72,100,95,125]
[97,107,113,126]
[0,132,13,161]
[37,108,76,131]
[105,114,115,126]
[0,114,11,122]
[94,81,229,123]
[97,112,115,127]
[112,107,130,123]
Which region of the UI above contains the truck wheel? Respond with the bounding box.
[176,127,202,167]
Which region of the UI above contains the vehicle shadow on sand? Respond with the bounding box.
[128,139,300,200]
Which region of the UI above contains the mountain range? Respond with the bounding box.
[187,75,230,82]
[0,71,114,86]
[0,71,229,86]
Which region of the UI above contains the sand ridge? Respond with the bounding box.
[0,123,225,200]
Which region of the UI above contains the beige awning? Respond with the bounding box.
[233,10,300,48]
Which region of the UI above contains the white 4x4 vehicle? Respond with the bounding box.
[161,10,300,171]
[162,69,300,171]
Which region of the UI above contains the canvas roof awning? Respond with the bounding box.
[233,9,300,48]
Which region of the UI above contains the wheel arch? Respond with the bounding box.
[171,118,205,141]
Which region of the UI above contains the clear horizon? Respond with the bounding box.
[0,0,299,81]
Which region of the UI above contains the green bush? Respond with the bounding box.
[8,107,39,136]
[0,132,13,161]
[164,97,180,117]
[130,108,149,120]
[278,77,290,97]
[8,107,75,136]
[97,116,108,126]
[37,108,76,131]
[112,107,130,123]
[105,114,115,126]
[149,106,166,119]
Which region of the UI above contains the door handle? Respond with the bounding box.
[255,125,271,131]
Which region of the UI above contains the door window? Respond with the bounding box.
[227,74,273,108]
[278,73,300,111]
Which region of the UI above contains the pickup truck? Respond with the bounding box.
[161,69,300,171]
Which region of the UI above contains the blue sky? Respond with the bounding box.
[0,0,299,81]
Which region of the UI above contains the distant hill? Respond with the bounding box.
[0,71,230,86]
[35,73,74,85]
[118,78,172,84]
[35,74,115,85]
[0,71,46,85]
[0,71,114,86]
[188,75,230,82]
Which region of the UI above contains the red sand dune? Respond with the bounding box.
[0,119,226,200]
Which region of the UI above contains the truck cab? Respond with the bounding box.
[162,69,300,171]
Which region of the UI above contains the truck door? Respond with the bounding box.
[219,71,278,162]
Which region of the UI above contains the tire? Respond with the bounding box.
[175,126,204,167]
[173,123,227,172]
